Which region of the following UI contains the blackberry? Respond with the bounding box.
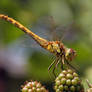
[21,80,48,92]
[55,69,84,92]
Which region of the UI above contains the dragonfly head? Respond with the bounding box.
[65,48,76,61]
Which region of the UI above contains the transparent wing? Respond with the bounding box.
[52,21,83,44]
[33,16,82,43]
[18,35,40,48]
[16,16,56,49]
[31,16,57,41]
[18,16,82,49]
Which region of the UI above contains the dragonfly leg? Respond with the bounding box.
[62,55,65,64]
[48,59,56,71]
[65,60,78,72]
[48,57,60,78]
[52,65,56,78]
[48,59,55,79]
[55,58,60,68]
[52,58,60,78]
[61,56,64,69]
[61,62,63,70]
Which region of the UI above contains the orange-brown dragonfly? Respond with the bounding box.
[0,14,77,76]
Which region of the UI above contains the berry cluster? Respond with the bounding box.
[21,80,48,92]
[54,69,84,92]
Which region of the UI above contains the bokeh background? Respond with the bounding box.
[0,0,92,92]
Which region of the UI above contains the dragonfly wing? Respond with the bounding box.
[54,22,83,44]
[18,16,82,48]
[32,16,60,41]
[18,34,41,48]
[33,16,82,43]
[16,34,50,54]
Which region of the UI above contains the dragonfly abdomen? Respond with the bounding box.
[0,14,48,48]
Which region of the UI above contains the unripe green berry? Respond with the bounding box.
[41,87,46,91]
[28,89,32,92]
[56,89,60,92]
[70,86,75,91]
[56,77,59,81]
[66,79,71,86]
[62,70,67,75]
[73,72,78,77]
[31,82,36,87]
[56,80,61,86]
[72,79,78,85]
[32,87,36,91]
[60,78,66,84]
[59,73,65,79]
[67,69,73,74]
[66,73,73,79]
[59,85,63,91]
[22,87,28,92]
[36,83,41,88]
[37,88,41,92]
[54,85,57,89]
[74,77,79,81]
[64,85,68,91]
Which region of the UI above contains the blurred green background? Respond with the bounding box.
[0,0,92,92]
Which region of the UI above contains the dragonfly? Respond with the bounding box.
[0,14,77,76]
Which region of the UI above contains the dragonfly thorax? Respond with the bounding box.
[47,41,63,55]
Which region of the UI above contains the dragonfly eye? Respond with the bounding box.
[70,48,77,56]
[70,48,76,60]
[65,48,76,61]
